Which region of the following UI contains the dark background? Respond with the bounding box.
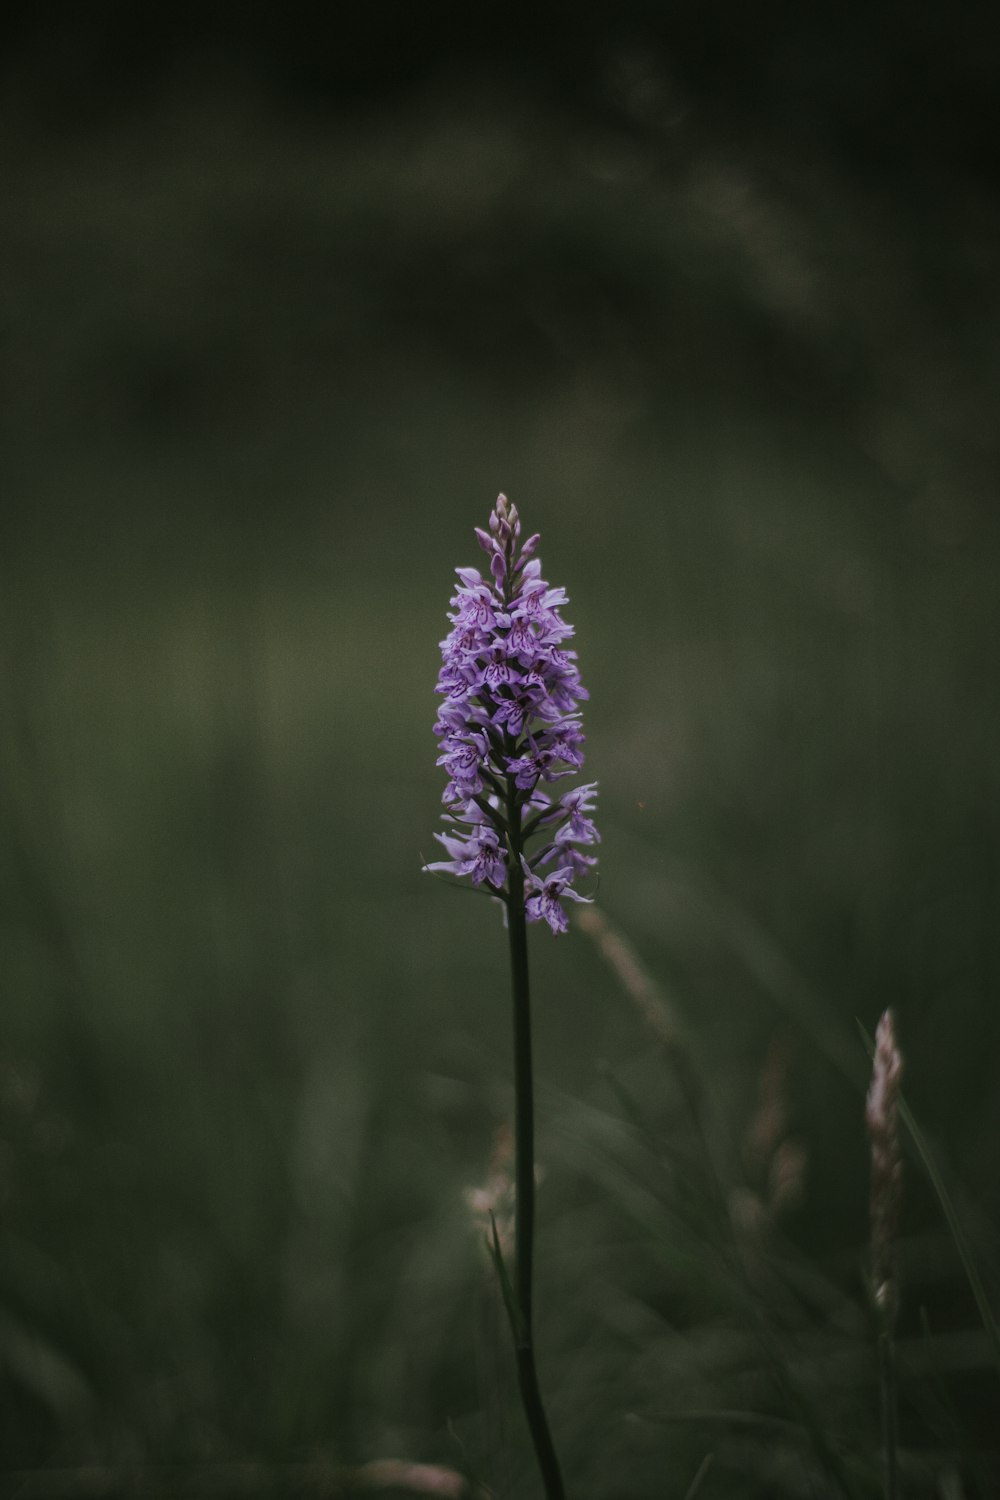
[2,5,999,1495]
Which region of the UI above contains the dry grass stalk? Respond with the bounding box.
[576,906,681,1049]
[866,1009,904,1326]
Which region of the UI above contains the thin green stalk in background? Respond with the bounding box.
[899,1096,1000,1381]
[877,1328,900,1500]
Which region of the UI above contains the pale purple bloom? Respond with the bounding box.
[553,782,600,842]
[520,860,593,935]
[426,494,598,932]
[425,826,507,890]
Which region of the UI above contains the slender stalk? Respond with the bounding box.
[897,1091,1000,1379]
[877,1327,900,1500]
[864,1012,904,1500]
[505,787,567,1500]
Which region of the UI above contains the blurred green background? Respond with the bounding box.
[2,5,999,1495]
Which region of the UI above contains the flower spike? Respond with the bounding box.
[426,493,598,931]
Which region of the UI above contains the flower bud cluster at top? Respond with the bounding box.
[426,494,598,934]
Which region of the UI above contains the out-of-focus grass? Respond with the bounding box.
[1,74,999,1498]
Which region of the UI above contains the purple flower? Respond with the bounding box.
[425,824,508,890]
[425,493,598,933]
[521,860,593,935]
[553,782,600,843]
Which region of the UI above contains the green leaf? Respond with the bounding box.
[487,1213,527,1348]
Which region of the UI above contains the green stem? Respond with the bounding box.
[877,1327,900,1500]
[505,788,567,1500]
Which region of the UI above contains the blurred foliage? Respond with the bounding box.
[1,6,999,1497]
